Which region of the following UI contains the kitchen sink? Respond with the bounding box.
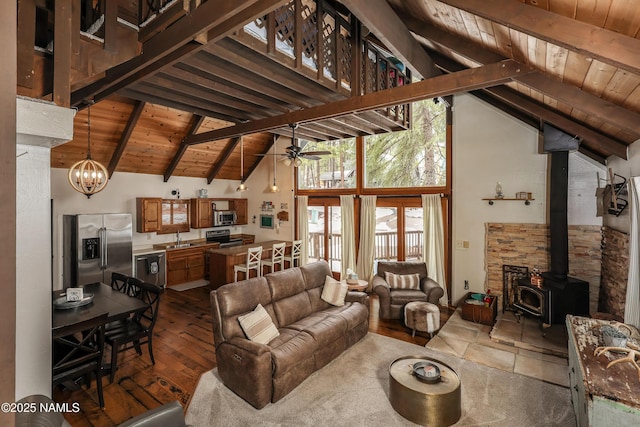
[167,243,191,249]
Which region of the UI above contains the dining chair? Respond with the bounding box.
[284,240,303,268]
[105,280,162,384]
[111,272,129,294]
[52,312,108,408]
[234,246,263,281]
[261,242,286,274]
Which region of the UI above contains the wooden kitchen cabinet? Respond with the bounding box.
[166,246,208,287]
[229,198,248,225]
[191,198,213,229]
[159,199,190,234]
[136,198,162,233]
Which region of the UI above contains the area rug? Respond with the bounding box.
[185,333,575,426]
[167,279,209,292]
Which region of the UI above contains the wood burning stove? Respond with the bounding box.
[514,283,546,321]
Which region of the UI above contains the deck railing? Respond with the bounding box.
[308,230,423,264]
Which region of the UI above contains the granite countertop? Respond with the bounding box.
[207,240,291,256]
[153,238,216,251]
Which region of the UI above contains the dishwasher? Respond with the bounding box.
[134,251,166,288]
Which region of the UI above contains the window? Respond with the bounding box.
[364,99,446,189]
[296,138,356,190]
[373,200,426,265]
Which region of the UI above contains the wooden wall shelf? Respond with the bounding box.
[482,198,534,205]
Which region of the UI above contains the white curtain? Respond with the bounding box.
[356,196,377,290]
[625,177,640,327]
[297,196,309,266]
[422,194,448,306]
[340,195,356,279]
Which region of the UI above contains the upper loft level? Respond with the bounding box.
[18,0,413,143]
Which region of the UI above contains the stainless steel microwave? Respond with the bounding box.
[213,210,237,226]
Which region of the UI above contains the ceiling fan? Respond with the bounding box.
[263,123,331,166]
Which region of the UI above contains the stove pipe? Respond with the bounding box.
[548,151,569,280]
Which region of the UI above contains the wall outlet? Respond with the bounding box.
[464,280,469,290]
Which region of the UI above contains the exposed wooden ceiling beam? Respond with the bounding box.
[206,40,344,103]
[484,85,628,159]
[185,52,311,108]
[107,100,145,177]
[438,0,640,74]
[185,60,531,145]
[71,0,290,107]
[119,87,242,123]
[166,65,290,112]
[164,115,205,182]
[401,14,640,138]
[339,0,439,79]
[432,54,628,159]
[207,137,240,184]
[145,73,273,117]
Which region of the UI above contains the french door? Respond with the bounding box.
[307,199,341,276]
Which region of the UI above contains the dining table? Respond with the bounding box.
[52,282,149,377]
[52,282,149,331]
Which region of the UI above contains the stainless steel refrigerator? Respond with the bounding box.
[63,213,133,288]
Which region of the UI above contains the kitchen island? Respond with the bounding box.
[207,240,292,288]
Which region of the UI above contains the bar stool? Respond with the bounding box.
[261,242,286,274]
[234,246,263,281]
[284,240,302,268]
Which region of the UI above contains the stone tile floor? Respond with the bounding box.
[426,309,569,387]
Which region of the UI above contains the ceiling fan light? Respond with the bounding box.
[294,158,303,167]
[283,158,292,166]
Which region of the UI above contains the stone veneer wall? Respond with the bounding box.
[599,226,629,319]
[485,223,602,313]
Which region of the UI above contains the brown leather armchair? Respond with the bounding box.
[372,261,444,319]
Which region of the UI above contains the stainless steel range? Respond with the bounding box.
[206,229,243,248]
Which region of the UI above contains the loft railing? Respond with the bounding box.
[240,0,411,128]
[308,230,423,264]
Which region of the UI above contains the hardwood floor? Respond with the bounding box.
[55,286,453,426]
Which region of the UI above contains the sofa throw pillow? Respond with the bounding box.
[321,275,349,306]
[385,272,421,290]
[237,304,280,345]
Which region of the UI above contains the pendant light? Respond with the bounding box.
[236,136,248,192]
[68,104,109,198]
[270,135,280,192]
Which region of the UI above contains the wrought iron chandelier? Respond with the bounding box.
[67,104,109,198]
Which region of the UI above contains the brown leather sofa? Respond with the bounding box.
[372,261,444,319]
[210,260,369,409]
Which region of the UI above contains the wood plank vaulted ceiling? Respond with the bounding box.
[40,0,640,181]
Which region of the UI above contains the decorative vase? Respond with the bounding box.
[495,182,503,199]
